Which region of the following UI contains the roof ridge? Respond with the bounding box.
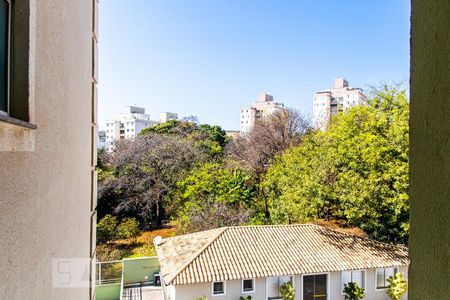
[165,227,228,284]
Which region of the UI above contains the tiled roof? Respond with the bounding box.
[155,224,408,285]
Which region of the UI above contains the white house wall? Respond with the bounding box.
[167,267,408,300]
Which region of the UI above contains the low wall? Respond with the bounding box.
[95,283,121,300]
[123,256,160,284]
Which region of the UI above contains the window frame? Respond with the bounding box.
[242,278,255,294]
[375,267,398,291]
[300,272,329,300]
[341,269,366,295]
[0,0,11,116]
[211,280,226,297]
[0,0,37,129]
[266,275,294,300]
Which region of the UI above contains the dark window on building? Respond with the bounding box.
[243,279,254,292]
[0,0,10,114]
[212,281,225,295]
[303,274,327,300]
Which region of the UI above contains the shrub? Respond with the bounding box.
[343,282,365,300]
[196,297,207,300]
[240,296,252,300]
[97,214,118,244]
[387,272,408,300]
[280,282,295,300]
[117,217,140,243]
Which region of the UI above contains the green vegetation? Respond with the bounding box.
[176,162,256,232]
[96,85,410,260]
[280,282,295,300]
[97,215,140,245]
[96,227,176,261]
[343,282,365,300]
[97,214,119,244]
[263,86,409,243]
[117,218,140,243]
[387,272,408,300]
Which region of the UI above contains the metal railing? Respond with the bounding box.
[122,284,143,300]
[96,260,123,286]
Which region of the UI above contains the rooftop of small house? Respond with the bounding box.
[154,224,409,285]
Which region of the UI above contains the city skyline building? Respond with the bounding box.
[240,93,286,134]
[104,107,180,151]
[160,112,179,123]
[313,78,367,130]
[105,106,157,151]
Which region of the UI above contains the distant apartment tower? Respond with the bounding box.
[240,93,286,134]
[105,106,157,151]
[313,78,367,130]
[160,112,178,123]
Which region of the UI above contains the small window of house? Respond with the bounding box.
[212,281,225,296]
[342,270,365,292]
[376,267,398,290]
[242,278,254,293]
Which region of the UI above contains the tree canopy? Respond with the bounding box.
[263,86,409,243]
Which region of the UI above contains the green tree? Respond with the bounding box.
[176,162,256,232]
[139,119,197,136]
[263,85,409,243]
[140,120,229,159]
[279,282,295,300]
[227,109,311,221]
[343,282,365,300]
[387,272,408,300]
[98,134,205,228]
[117,218,140,243]
[97,214,118,244]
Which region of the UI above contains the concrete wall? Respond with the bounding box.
[95,283,121,300]
[410,1,450,299]
[122,257,160,285]
[0,0,97,299]
[168,267,408,300]
[173,278,266,300]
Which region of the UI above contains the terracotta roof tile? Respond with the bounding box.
[155,224,408,285]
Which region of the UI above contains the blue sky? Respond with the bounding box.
[99,0,410,130]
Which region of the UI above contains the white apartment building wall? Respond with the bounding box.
[105,106,157,151]
[160,112,178,123]
[240,93,286,134]
[313,78,367,130]
[0,0,97,299]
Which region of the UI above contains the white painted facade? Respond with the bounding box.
[165,266,408,300]
[313,78,367,130]
[240,93,286,134]
[105,106,158,151]
[160,112,178,123]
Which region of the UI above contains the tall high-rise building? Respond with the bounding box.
[240,93,286,134]
[105,106,158,151]
[313,78,367,130]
